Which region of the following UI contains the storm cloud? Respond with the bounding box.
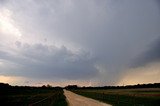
[0,42,98,79]
[131,38,160,68]
[0,0,160,86]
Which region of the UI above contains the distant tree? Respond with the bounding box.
[47,84,52,88]
[65,85,78,89]
[0,83,10,88]
[42,85,46,88]
[0,83,11,95]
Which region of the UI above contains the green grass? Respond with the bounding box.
[71,88,160,106]
[0,87,67,106]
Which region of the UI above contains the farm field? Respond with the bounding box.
[0,86,67,106]
[71,88,160,106]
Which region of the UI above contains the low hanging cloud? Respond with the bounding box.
[130,38,160,68]
[0,41,98,80]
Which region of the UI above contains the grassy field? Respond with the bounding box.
[71,88,160,106]
[0,87,67,106]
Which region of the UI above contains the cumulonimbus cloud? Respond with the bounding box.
[0,0,160,86]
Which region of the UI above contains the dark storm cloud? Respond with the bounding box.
[130,37,160,68]
[0,0,160,85]
[0,42,98,79]
[0,0,7,4]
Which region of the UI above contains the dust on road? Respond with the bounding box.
[64,90,111,106]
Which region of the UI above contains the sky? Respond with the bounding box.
[0,0,160,87]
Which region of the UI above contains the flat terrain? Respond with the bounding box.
[64,90,111,106]
[0,87,67,106]
[71,88,160,106]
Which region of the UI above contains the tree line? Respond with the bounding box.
[65,83,160,90]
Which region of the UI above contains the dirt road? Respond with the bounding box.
[64,90,111,106]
